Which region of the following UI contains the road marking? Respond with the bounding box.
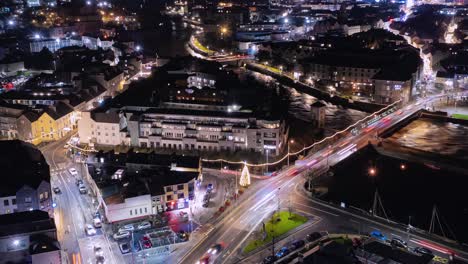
[293,202,339,217]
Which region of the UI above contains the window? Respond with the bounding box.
[130,210,132,215]
[12,199,16,205]
[177,184,184,190]
[140,208,143,214]
[178,193,185,199]
[167,195,173,201]
[145,208,147,213]
[39,193,44,200]
[134,209,138,215]
[166,186,173,192]
[3,200,9,206]
[25,197,32,203]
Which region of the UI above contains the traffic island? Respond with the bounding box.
[243,211,308,253]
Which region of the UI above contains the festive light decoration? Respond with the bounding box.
[202,100,402,167]
[239,163,251,187]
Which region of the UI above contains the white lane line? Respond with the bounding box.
[293,202,339,217]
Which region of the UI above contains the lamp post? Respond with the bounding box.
[287,139,294,166]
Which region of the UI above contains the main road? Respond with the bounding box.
[179,92,468,264]
[41,136,123,264]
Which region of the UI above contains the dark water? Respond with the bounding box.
[120,18,190,57]
[387,118,468,159]
[287,88,368,137]
[323,145,468,243]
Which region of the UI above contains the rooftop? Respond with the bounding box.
[0,210,55,237]
[0,140,50,197]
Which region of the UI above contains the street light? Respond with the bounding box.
[288,139,294,166]
[368,167,376,176]
[400,164,406,170]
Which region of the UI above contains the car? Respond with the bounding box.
[263,255,278,264]
[137,221,151,230]
[207,183,214,191]
[53,187,61,194]
[142,239,152,249]
[414,247,433,256]
[119,243,130,254]
[179,212,189,221]
[391,238,407,248]
[202,200,209,208]
[275,247,290,258]
[85,224,96,236]
[95,255,105,264]
[113,230,130,240]
[93,217,102,228]
[195,255,211,264]
[291,240,305,250]
[207,243,223,255]
[79,184,87,194]
[306,232,322,242]
[69,168,78,176]
[94,246,104,256]
[370,230,386,241]
[76,179,83,186]
[119,224,134,232]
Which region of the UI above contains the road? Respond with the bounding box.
[180,93,468,264]
[41,137,123,264]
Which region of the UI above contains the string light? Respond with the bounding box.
[201,100,402,167]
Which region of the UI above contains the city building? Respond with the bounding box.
[85,151,200,222]
[78,57,287,155]
[16,102,77,145]
[0,210,60,264]
[0,140,52,216]
[29,37,83,53]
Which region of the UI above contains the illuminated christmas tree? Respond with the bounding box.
[239,163,251,187]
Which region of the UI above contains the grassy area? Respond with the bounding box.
[451,113,468,120]
[243,211,308,253]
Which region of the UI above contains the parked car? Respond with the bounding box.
[137,221,151,230]
[370,230,386,241]
[53,187,61,194]
[95,255,105,264]
[202,200,209,208]
[76,179,83,186]
[119,224,134,232]
[119,243,130,254]
[142,239,152,249]
[263,255,278,264]
[79,184,87,194]
[69,168,78,176]
[85,224,96,236]
[113,230,130,240]
[179,212,189,221]
[290,240,305,250]
[414,247,433,256]
[391,238,407,248]
[206,183,214,191]
[94,246,104,256]
[306,232,322,242]
[275,247,290,258]
[93,217,102,228]
[207,243,223,255]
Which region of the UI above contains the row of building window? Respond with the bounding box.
[129,207,148,216]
